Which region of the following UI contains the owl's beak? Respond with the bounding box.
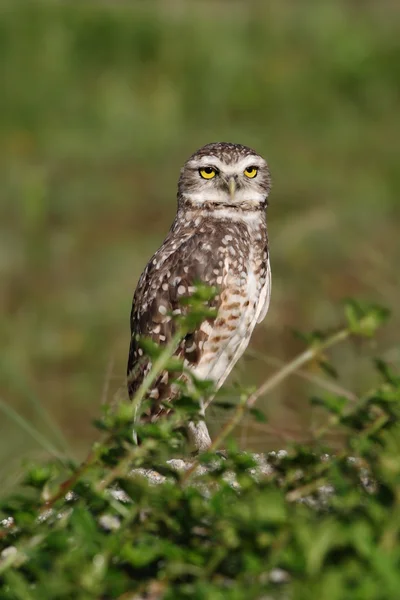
[228,176,236,200]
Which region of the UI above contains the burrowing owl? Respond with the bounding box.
[127,142,271,451]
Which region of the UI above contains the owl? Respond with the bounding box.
[127,142,271,451]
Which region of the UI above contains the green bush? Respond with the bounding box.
[1,299,399,599]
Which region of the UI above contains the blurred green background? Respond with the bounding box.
[1,0,399,484]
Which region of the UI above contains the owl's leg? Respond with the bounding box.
[187,419,212,452]
[187,399,212,452]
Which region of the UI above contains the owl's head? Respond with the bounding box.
[178,142,271,209]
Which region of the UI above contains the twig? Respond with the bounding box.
[246,349,358,403]
[130,329,184,421]
[183,327,350,483]
[95,443,149,493]
[181,399,248,483]
[41,329,183,509]
[285,478,328,502]
[42,443,105,509]
[246,329,350,409]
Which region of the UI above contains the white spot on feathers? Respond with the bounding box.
[200,321,213,336]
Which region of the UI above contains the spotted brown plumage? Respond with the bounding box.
[127,142,272,451]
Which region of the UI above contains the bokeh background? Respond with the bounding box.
[1,1,399,485]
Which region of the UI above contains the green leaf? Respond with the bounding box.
[344,299,390,337]
[249,407,267,423]
[311,394,348,415]
[138,337,164,359]
[375,359,400,386]
[318,359,338,380]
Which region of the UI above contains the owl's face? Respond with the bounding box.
[178,142,271,208]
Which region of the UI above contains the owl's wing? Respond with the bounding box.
[127,232,221,419]
[257,258,271,323]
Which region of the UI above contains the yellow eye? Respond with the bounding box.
[199,167,217,179]
[244,166,258,178]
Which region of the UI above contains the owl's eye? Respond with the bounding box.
[244,166,258,178]
[199,167,217,179]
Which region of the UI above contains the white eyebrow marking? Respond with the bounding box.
[188,154,266,174]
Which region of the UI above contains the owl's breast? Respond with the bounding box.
[192,235,267,389]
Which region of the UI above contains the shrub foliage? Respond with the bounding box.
[1,299,399,600]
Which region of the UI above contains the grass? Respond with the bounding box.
[0,0,399,480]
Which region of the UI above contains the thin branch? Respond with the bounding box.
[285,478,328,502]
[96,449,137,493]
[181,400,248,483]
[41,330,184,509]
[41,444,104,509]
[245,349,358,403]
[130,329,184,421]
[246,329,350,409]
[183,327,350,483]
